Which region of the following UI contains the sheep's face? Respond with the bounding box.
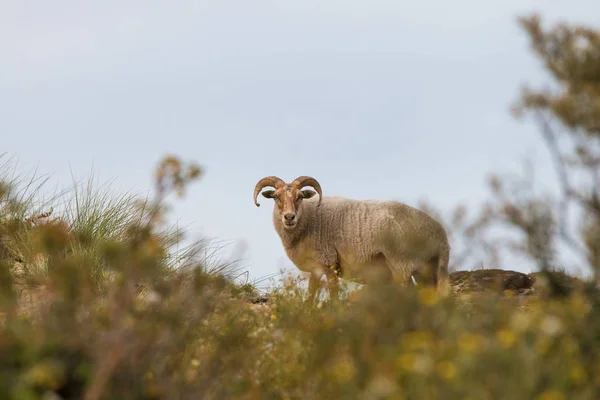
[261,186,318,229]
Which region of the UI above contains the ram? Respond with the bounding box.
[253,175,451,302]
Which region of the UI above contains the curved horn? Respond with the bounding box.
[291,176,323,206]
[253,176,285,207]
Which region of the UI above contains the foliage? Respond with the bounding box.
[421,14,600,294]
[0,12,599,400]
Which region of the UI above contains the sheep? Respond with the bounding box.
[253,175,451,303]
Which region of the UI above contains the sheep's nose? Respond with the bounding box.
[284,213,295,221]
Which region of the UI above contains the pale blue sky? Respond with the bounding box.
[1,1,597,282]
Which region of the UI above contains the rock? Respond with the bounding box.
[449,269,536,295]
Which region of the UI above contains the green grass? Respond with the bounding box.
[0,155,244,292]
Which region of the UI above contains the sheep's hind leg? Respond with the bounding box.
[411,257,438,288]
[385,259,421,289]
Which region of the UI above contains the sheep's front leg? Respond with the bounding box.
[307,271,324,304]
[324,265,340,302]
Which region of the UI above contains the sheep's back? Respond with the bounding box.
[308,196,447,262]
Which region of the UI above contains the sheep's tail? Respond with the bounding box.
[436,245,451,297]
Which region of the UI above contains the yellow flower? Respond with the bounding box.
[397,353,433,375]
[569,364,587,384]
[330,354,356,383]
[397,353,417,373]
[401,331,435,352]
[496,328,517,349]
[458,332,486,354]
[436,361,457,382]
[536,390,564,400]
[418,287,439,306]
[569,294,592,319]
[23,360,65,390]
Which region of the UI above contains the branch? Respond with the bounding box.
[536,112,587,255]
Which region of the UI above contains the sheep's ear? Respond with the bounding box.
[261,190,276,199]
[301,190,317,199]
